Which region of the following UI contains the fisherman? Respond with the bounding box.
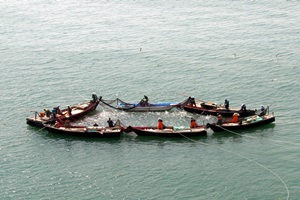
[240,103,247,111]
[232,113,240,123]
[44,108,51,117]
[157,118,166,129]
[67,105,72,116]
[190,97,196,107]
[144,95,149,104]
[92,93,98,102]
[224,99,229,109]
[190,117,198,128]
[139,95,149,106]
[55,105,61,114]
[217,114,223,125]
[258,105,266,116]
[107,118,114,127]
[52,107,57,120]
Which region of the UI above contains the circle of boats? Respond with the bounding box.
[26,94,275,138]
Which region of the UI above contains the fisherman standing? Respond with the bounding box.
[217,114,223,125]
[224,99,229,109]
[107,118,114,127]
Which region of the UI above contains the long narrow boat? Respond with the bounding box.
[44,124,123,138]
[206,113,275,132]
[125,126,207,137]
[182,97,256,117]
[99,97,190,112]
[26,94,100,128]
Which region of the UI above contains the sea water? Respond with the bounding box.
[0,0,300,199]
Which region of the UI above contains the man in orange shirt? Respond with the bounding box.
[190,118,198,128]
[232,113,240,123]
[157,118,166,129]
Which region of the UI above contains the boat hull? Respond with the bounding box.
[44,125,122,138]
[26,99,99,128]
[26,118,55,128]
[127,126,207,137]
[207,115,275,132]
[183,105,256,117]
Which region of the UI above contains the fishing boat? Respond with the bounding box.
[44,124,123,137]
[206,113,275,132]
[182,97,256,117]
[26,94,100,128]
[99,96,190,112]
[125,126,207,137]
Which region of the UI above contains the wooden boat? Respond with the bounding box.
[206,113,275,132]
[125,126,207,137]
[182,97,256,117]
[26,94,100,128]
[99,97,190,112]
[44,124,123,138]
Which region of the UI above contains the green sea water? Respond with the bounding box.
[1,0,300,199]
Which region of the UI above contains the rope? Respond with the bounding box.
[32,126,49,136]
[76,92,89,101]
[34,126,46,133]
[215,125,300,146]
[177,132,290,200]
